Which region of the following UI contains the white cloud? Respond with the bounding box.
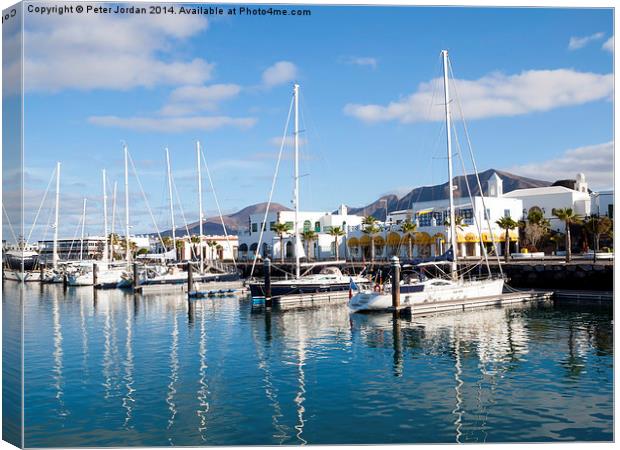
[568,32,605,50]
[21,12,211,92]
[603,36,614,52]
[345,68,613,123]
[160,84,242,116]
[341,56,378,69]
[261,61,298,87]
[87,115,257,133]
[506,141,613,189]
[268,136,307,147]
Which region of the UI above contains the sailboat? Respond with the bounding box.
[248,84,369,298]
[68,165,126,287]
[349,50,504,312]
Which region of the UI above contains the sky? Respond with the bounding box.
[3,2,614,240]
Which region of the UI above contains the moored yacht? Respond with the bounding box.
[349,50,504,313]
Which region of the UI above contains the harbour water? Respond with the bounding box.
[5,282,613,446]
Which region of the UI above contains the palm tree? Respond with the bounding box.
[190,235,201,261]
[175,239,184,260]
[362,216,380,262]
[552,208,583,262]
[207,240,217,261]
[399,219,417,259]
[161,236,173,251]
[584,215,612,255]
[495,217,519,262]
[301,230,317,261]
[272,222,292,264]
[327,226,345,260]
[549,233,564,255]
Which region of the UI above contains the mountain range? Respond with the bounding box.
[159,169,552,236]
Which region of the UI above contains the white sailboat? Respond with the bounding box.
[248,84,369,298]
[349,50,504,312]
[68,168,125,287]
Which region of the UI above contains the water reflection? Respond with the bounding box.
[19,284,613,447]
[166,305,179,443]
[51,287,68,419]
[196,302,210,441]
[122,299,135,429]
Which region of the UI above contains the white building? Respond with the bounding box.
[591,189,614,218]
[504,173,592,231]
[347,172,523,259]
[238,205,364,260]
[176,235,238,261]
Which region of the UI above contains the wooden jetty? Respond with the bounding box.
[136,280,245,295]
[387,290,553,318]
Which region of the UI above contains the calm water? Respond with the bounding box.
[5,282,613,446]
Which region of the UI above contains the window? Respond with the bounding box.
[314,221,321,232]
[285,221,294,230]
[269,221,276,230]
[484,209,491,221]
[504,209,511,218]
[303,220,311,232]
[251,223,257,233]
[324,225,333,233]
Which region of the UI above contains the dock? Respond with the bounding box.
[387,290,554,318]
[136,280,246,295]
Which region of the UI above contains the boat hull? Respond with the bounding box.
[349,278,505,312]
[249,281,354,298]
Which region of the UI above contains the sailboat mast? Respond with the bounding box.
[102,169,109,263]
[110,181,117,261]
[197,141,204,274]
[80,198,86,260]
[124,144,131,262]
[442,50,458,280]
[165,147,176,253]
[293,83,301,279]
[52,162,61,268]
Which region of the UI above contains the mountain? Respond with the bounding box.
[347,169,551,221]
[160,202,291,237]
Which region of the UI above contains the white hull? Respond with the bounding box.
[68,267,125,287]
[3,270,42,282]
[349,278,504,312]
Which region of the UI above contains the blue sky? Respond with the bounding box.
[9,3,614,239]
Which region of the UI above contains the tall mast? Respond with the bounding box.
[102,169,109,263]
[166,147,176,255]
[293,83,301,279]
[442,50,458,280]
[124,143,131,262]
[197,141,204,274]
[52,162,61,268]
[110,181,117,261]
[80,198,86,260]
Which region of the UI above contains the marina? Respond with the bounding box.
[7,282,612,446]
[1,3,614,446]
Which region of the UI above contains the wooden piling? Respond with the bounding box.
[92,263,98,287]
[264,258,272,307]
[391,256,400,308]
[187,262,194,296]
[132,262,139,289]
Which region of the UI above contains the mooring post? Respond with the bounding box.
[264,258,272,307]
[187,262,194,295]
[92,263,98,287]
[40,262,45,282]
[132,262,139,290]
[391,256,400,309]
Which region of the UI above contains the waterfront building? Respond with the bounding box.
[175,235,238,261]
[592,189,614,218]
[238,205,364,260]
[347,173,523,259]
[38,235,150,262]
[504,173,592,231]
